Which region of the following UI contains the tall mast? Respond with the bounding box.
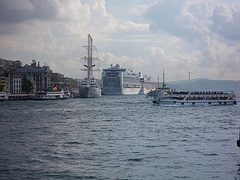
[163,69,165,87]
[87,34,93,80]
[81,34,99,80]
[189,72,191,91]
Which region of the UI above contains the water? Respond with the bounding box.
[0,95,240,180]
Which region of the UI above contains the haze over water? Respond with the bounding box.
[0,95,240,179]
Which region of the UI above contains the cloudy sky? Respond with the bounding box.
[0,0,240,81]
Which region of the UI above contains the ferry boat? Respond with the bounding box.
[147,71,237,106]
[0,92,8,101]
[34,89,68,100]
[102,64,154,95]
[150,90,237,106]
[79,34,101,98]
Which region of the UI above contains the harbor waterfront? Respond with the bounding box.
[0,94,240,179]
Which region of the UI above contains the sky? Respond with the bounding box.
[0,0,240,81]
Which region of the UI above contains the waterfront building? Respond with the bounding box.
[50,73,65,90]
[0,58,22,70]
[0,73,6,91]
[64,77,79,92]
[51,73,79,92]
[1,58,79,95]
[16,60,52,92]
[5,71,22,94]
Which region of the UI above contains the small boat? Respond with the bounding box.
[34,89,68,100]
[0,92,8,101]
[64,91,71,98]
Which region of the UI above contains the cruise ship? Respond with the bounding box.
[79,34,101,98]
[102,64,154,95]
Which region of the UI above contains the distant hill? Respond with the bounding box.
[156,78,240,91]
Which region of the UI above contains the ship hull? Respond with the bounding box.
[122,87,141,95]
[102,85,154,95]
[150,89,237,106]
[33,91,68,100]
[153,99,237,106]
[79,86,101,98]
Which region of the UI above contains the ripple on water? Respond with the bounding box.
[0,96,240,179]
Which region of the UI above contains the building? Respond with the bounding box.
[16,60,52,92]
[50,73,65,90]
[50,73,79,92]
[0,73,6,91]
[0,58,22,70]
[1,58,79,95]
[5,71,22,94]
[64,77,79,92]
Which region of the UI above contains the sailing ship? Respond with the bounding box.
[79,34,101,98]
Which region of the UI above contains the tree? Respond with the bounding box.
[22,75,33,94]
[0,84,3,92]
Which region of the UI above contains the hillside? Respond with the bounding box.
[158,78,240,91]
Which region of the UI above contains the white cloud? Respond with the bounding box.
[129,3,155,16]
[211,4,240,40]
[146,0,240,41]
[117,20,149,33]
[144,45,202,81]
[100,52,147,70]
[145,0,215,39]
[3,0,34,11]
[0,0,239,81]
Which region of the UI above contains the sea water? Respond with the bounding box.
[0,95,240,179]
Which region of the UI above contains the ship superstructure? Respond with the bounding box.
[102,64,154,95]
[79,34,101,98]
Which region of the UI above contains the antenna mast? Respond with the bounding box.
[87,34,93,79]
[81,34,99,79]
[163,69,165,87]
[189,72,191,91]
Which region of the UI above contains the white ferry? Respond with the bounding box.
[34,90,68,100]
[150,89,237,106]
[0,92,8,101]
[102,64,154,95]
[147,71,237,106]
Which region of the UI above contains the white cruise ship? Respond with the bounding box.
[79,34,101,98]
[102,64,154,95]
